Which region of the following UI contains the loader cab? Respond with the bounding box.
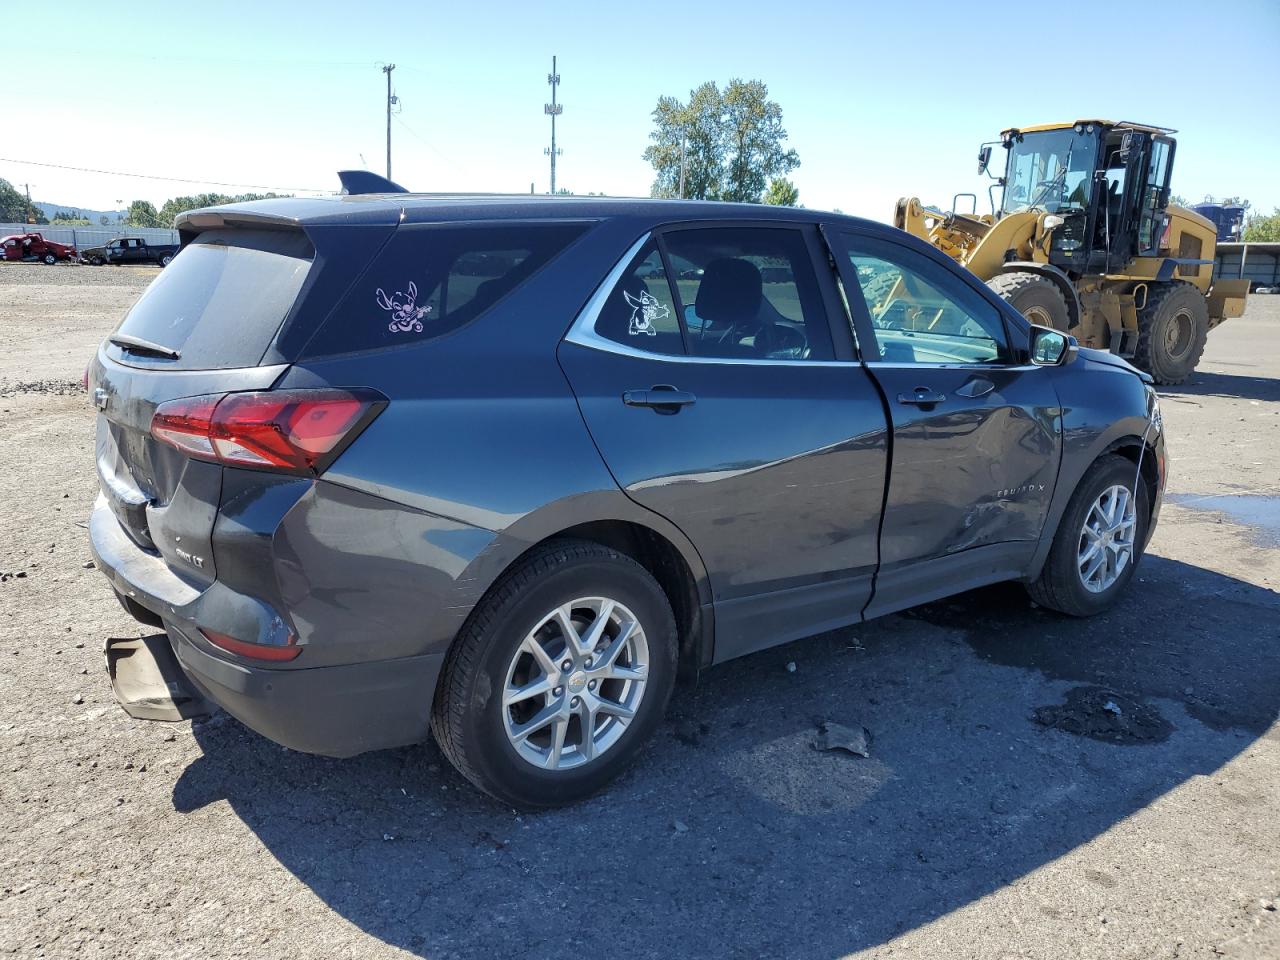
[997,121,1177,276]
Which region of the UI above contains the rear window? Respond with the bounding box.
[299,222,588,358]
[111,229,313,370]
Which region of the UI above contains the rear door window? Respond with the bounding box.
[662,226,835,361]
[109,228,313,370]
[593,240,685,355]
[300,222,589,358]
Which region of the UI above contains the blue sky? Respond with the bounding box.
[5,0,1279,221]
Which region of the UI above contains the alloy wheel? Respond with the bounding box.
[1077,484,1137,593]
[502,597,649,770]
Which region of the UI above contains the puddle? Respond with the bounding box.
[1165,493,1280,547]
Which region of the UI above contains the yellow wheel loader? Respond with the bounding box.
[894,120,1249,384]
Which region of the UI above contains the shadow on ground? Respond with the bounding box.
[174,556,1280,959]
[1159,368,1280,404]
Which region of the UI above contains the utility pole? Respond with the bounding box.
[382,63,397,179]
[543,56,563,194]
[678,132,687,199]
[23,183,32,224]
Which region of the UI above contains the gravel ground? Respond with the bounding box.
[1,262,1277,959]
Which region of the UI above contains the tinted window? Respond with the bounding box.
[841,235,1008,364]
[595,240,684,355]
[662,227,833,361]
[302,223,588,357]
[111,228,313,370]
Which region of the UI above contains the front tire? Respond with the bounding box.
[42,252,57,265]
[988,272,1070,330]
[431,540,678,808]
[1027,454,1149,617]
[1134,281,1209,385]
[159,254,173,267]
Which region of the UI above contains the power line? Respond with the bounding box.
[0,157,327,194]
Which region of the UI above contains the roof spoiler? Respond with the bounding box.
[337,170,408,195]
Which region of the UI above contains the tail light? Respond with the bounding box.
[151,388,385,475]
[200,628,301,662]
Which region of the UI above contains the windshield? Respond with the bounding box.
[1001,128,1098,216]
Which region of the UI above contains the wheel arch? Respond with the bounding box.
[993,262,1082,330]
[1028,425,1160,581]
[454,497,714,675]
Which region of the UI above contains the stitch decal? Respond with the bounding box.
[376,282,431,333]
[623,289,668,337]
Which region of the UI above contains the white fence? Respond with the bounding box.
[0,223,179,250]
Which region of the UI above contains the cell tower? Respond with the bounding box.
[544,56,563,194]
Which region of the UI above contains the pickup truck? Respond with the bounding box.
[81,237,179,267]
[1,232,78,264]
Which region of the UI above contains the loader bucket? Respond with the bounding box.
[1208,279,1250,321]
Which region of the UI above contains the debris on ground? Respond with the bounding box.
[672,718,710,746]
[1032,687,1173,744]
[672,819,689,834]
[785,661,797,673]
[812,720,871,758]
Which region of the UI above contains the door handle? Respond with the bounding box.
[954,377,995,398]
[896,387,946,407]
[623,385,697,414]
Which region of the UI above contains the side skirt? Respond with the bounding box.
[863,541,1035,622]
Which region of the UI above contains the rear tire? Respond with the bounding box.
[1027,454,1149,617]
[431,539,678,808]
[1133,281,1208,385]
[988,272,1070,330]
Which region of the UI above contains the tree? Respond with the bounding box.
[720,80,799,202]
[763,177,799,207]
[643,79,798,203]
[1243,208,1280,242]
[0,178,44,223]
[99,215,109,226]
[157,191,288,225]
[126,200,161,228]
[644,83,726,200]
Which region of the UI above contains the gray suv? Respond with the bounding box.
[88,187,1165,807]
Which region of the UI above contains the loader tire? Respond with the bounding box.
[1133,282,1208,385]
[987,272,1069,331]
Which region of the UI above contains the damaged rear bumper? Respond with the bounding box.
[90,495,445,757]
[167,623,443,757]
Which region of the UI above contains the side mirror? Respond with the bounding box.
[1029,325,1078,366]
[977,145,992,175]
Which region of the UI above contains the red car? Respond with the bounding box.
[1,232,78,264]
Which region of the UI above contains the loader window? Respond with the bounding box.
[1002,129,1098,216]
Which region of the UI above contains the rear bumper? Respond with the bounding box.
[90,494,445,757]
[169,624,443,757]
